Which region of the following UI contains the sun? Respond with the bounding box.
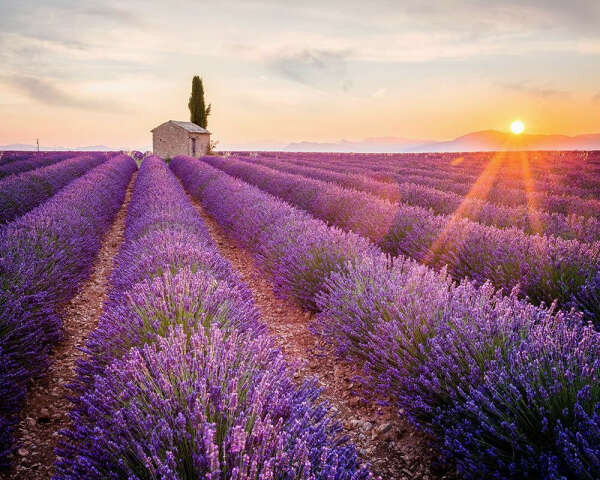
[510,120,525,135]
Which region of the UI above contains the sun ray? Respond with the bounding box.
[424,149,508,266]
[519,151,543,235]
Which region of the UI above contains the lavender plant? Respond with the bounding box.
[76,266,261,389]
[58,327,371,480]
[573,272,600,328]
[247,155,600,243]
[0,154,136,467]
[199,155,599,308]
[442,318,600,479]
[0,152,109,224]
[251,151,600,216]
[59,156,372,479]
[171,156,379,311]
[171,155,599,478]
[0,151,79,179]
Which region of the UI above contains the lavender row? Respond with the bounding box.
[269,150,600,188]
[201,155,600,311]
[56,156,371,479]
[259,153,600,218]
[238,151,600,200]
[171,155,600,479]
[0,153,111,224]
[0,154,136,467]
[0,151,52,166]
[250,153,600,224]
[244,155,600,243]
[349,156,600,199]
[0,151,80,179]
[255,152,600,215]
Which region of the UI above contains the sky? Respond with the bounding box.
[1,0,600,150]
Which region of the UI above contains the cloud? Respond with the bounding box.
[78,5,144,27]
[593,91,600,103]
[1,75,131,112]
[501,82,569,98]
[371,88,387,98]
[267,48,353,90]
[271,0,600,35]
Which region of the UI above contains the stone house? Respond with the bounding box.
[151,120,211,158]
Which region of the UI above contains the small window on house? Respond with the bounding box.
[191,138,197,156]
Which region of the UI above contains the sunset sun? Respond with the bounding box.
[511,120,525,134]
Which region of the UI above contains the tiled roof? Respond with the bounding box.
[151,120,210,134]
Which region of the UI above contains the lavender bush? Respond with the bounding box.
[171,155,379,311]
[247,156,600,243]
[0,151,33,165]
[0,152,110,224]
[0,154,135,467]
[0,151,79,179]
[58,156,371,479]
[76,266,261,389]
[442,318,600,479]
[172,155,600,479]
[59,326,370,480]
[0,348,26,466]
[572,271,600,328]
[255,151,600,213]
[199,155,599,308]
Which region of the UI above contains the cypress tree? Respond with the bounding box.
[188,76,211,128]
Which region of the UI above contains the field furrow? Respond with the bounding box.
[171,154,600,480]
[185,192,450,480]
[7,172,136,480]
[0,155,136,467]
[55,157,371,480]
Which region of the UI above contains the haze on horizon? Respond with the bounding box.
[1,0,599,151]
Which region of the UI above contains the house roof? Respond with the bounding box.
[151,120,210,134]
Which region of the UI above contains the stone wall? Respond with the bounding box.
[152,123,210,158]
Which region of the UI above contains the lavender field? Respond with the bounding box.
[1,150,600,479]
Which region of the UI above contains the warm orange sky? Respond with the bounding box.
[1,1,600,150]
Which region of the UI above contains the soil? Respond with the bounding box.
[4,174,136,480]
[188,195,456,480]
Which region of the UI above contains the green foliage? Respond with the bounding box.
[188,76,211,129]
[207,139,219,155]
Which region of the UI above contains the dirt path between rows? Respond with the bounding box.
[188,195,454,480]
[6,174,136,480]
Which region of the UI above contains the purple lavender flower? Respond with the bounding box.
[442,318,600,479]
[58,327,371,480]
[171,156,380,311]
[0,153,110,224]
[572,271,600,328]
[60,156,371,479]
[172,154,599,479]
[196,154,599,308]
[76,266,262,390]
[0,154,136,466]
[245,155,600,243]
[0,151,80,179]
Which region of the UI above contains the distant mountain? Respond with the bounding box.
[285,131,600,153]
[285,136,431,153]
[0,144,123,152]
[416,130,600,152]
